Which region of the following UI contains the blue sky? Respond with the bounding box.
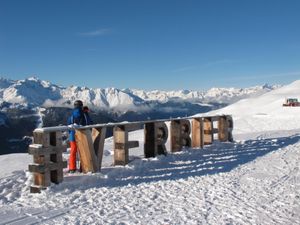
[0,0,300,90]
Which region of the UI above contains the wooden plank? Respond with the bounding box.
[28,146,65,155]
[33,132,50,147]
[113,126,128,166]
[29,161,67,173]
[171,119,191,152]
[123,123,142,132]
[227,115,234,142]
[203,117,213,145]
[29,164,46,173]
[181,119,191,148]
[155,122,168,155]
[113,125,140,165]
[75,129,98,173]
[171,120,181,152]
[144,123,155,158]
[33,154,50,166]
[218,116,228,141]
[92,127,106,171]
[192,118,204,148]
[34,115,231,133]
[114,141,140,149]
[34,172,50,187]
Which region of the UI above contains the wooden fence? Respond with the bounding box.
[28,115,233,193]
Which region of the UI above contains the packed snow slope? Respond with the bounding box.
[0,80,300,224]
[201,80,300,134]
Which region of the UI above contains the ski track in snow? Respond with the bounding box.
[1,131,300,225]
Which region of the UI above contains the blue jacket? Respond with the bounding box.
[68,107,86,141]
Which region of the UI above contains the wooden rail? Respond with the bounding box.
[28,115,233,193]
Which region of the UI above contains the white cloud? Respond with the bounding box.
[79,28,113,37]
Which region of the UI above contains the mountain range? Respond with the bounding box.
[0,76,279,109]
[0,76,279,154]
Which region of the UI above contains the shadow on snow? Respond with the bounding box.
[59,134,300,191]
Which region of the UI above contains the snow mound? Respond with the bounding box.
[200,80,300,134]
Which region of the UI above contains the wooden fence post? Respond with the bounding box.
[114,124,140,165]
[192,118,204,148]
[203,117,213,145]
[227,115,234,142]
[218,115,229,142]
[144,121,168,158]
[171,119,191,152]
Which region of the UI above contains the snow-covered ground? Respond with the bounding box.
[1,81,300,225]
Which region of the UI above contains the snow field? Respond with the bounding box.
[1,130,300,224]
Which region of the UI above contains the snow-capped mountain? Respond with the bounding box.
[124,85,277,104]
[2,77,61,106]
[0,77,143,110]
[0,76,279,109]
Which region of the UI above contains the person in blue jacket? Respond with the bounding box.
[67,100,86,173]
